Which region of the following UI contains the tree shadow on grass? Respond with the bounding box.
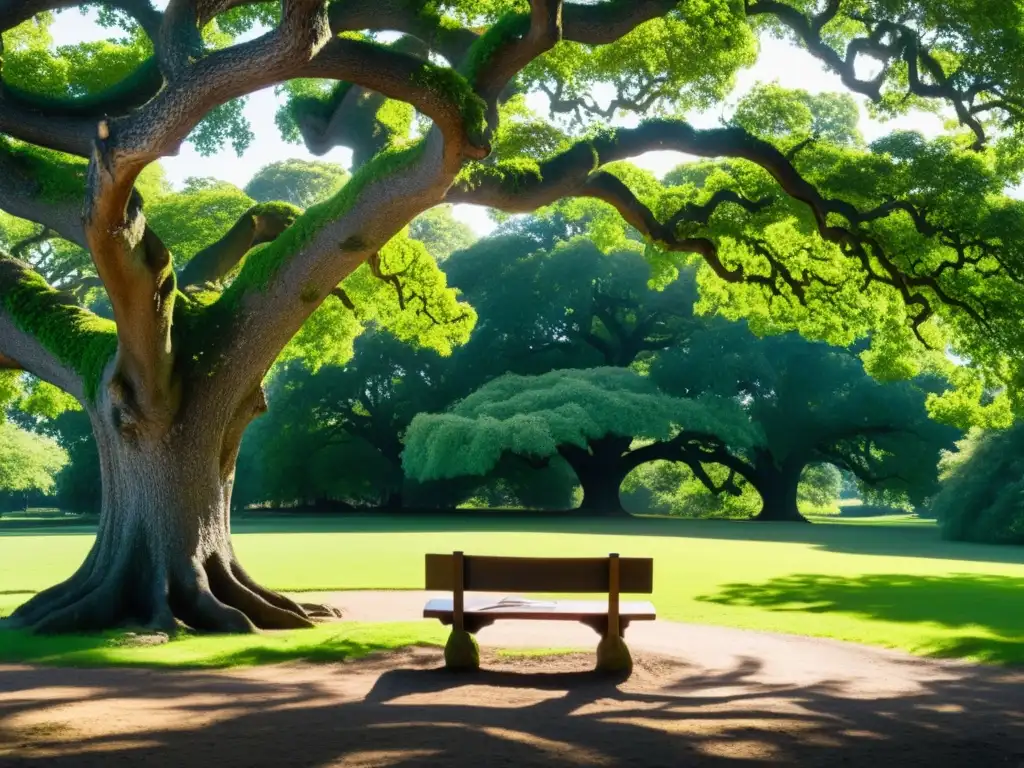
[698,573,1024,664]
[229,514,1024,565]
[0,649,1021,767]
[4,513,1023,567]
[0,623,445,670]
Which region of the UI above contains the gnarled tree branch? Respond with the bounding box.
[0,147,87,248]
[179,203,300,288]
[746,0,1023,147]
[450,120,1009,339]
[0,254,101,400]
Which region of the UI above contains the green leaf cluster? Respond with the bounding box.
[403,367,759,482]
[932,424,1024,544]
[0,421,67,496]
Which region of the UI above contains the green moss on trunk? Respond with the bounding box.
[219,138,428,302]
[410,64,488,144]
[1,268,117,400]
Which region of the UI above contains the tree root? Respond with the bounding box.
[206,555,314,630]
[8,541,326,635]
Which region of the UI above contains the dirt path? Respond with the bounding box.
[0,590,1021,767]
[320,589,1024,696]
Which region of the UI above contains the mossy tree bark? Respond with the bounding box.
[7,383,329,633]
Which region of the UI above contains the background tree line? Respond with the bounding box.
[2,149,1019,541]
[1,161,979,529]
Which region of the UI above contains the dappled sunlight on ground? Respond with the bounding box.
[0,647,1020,766]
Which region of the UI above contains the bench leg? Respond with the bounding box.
[444,628,480,672]
[596,633,633,675]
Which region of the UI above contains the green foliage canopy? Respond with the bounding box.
[931,426,1024,544]
[243,160,350,208]
[403,367,759,483]
[0,420,67,497]
[652,326,962,506]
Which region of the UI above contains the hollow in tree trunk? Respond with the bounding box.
[751,458,808,523]
[8,391,336,634]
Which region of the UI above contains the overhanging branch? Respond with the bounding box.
[0,146,87,248]
[0,254,107,401]
[179,203,301,288]
[0,0,163,38]
[745,0,1022,147]
[449,120,1009,338]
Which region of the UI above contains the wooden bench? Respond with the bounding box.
[423,551,655,674]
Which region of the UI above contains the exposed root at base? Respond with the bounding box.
[9,547,324,635]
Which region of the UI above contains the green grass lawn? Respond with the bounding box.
[0,621,446,668]
[1,514,1022,666]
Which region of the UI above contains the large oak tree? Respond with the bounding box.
[2,0,1023,633]
[652,327,963,521]
[402,366,761,514]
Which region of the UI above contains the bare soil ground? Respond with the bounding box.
[0,590,1021,767]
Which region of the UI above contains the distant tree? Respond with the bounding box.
[242,328,576,511]
[408,205,477,262]
[242,334,453,509]
[0,375,99,514]
[52,409,101,514]
[622,459,843,518]
[731,83,863,147]
[931,427,1024,544]
[621,460,761,518]
[243,159,349,208]
[0,421,67,508]
[797,463,844,510]
[403,367,759,515]
[445,236,700,369]
[652,327,961,522]
[245,239,702,510]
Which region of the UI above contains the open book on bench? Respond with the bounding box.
[423,552,655,674]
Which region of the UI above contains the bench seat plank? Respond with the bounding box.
[423,597,656,622]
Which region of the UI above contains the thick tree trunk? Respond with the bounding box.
[8,399,333,634]
[576,466,631,516]
[562,439,632,517]
[751,458,808,523]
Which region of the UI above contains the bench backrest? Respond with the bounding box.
[425,553,654,594]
